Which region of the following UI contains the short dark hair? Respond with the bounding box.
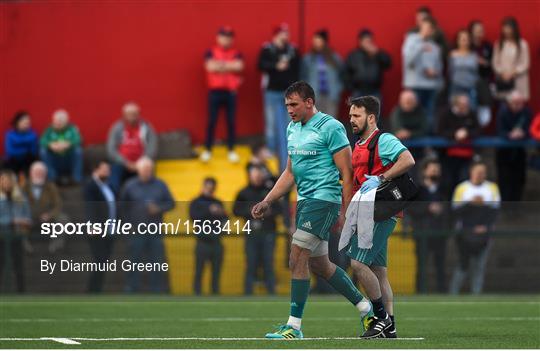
[469,160,487,172]
[421,15,437,28]
[203,177,217,186]
[285,81,316,104]
[314,29,329,42]
[417,6,431,15]
[349,95,380,120]
[421,156,440,171]
[468,19,482,34]
[358,28,373,39]
[11,110,29,129]
[90,159,109,171]
[250,141,266,156]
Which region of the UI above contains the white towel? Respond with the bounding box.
[338,188,377,251]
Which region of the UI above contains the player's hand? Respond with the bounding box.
[126,161,137,172]
[251,201,270,219]
[335,214,345,232]
[428,202,443,215]
[40,212,52,222]
[473,225,488,234]
[209,203,225,215]
[396,129,412,140]
[424,68,437,78]
[502,71,515,81]
[455,128,468,141]
[147,202,161,215]
[288,225,296,237]
[276,59,289,71]
[509,127,525,140]
[360,175,380,194]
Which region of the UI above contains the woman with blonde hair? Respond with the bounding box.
[0,170,31,293]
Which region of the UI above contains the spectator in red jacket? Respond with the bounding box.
[106,102,157,193]
[200,26,244,164]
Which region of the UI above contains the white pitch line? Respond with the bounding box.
[0,336,425,343]
[3,316,539,323]
[1,300,538,305]
[40,337,81,345]
[76,337,426,341]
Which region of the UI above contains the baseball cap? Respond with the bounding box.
[218,25,234,36]
[358,28,373,38]
[273,22,289,35]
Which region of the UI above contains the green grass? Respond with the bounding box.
[1,295,539,349]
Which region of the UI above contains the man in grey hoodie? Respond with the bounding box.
[106,102,157,193]
[402,16,443,133]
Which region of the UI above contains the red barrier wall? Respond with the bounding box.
[1,1,539,152]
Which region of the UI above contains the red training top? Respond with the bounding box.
[205,46,242,91]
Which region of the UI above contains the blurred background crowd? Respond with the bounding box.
[1,2,539,296]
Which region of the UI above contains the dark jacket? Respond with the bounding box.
[83,176,117,223]
[22,181,62,225]
[258,42,300,91]
[408,182,449,232]
[497,104,532,139]
[437,108,481,140]
[119,177,175,224]
[472,41,493,80]
[233,184,281,234]
[345,48,391,92]
[390,105,429,138]
[189,194,228,243]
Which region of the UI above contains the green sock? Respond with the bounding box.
[327,266,365,305]
[290,279,310,318]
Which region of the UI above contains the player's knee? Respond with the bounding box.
[308,259,324,277]
[371,266,387,279]
[309,261,321,275]
[288,248,308,271]
[350,259,369,273]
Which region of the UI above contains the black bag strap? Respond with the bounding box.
[367,130,382,175]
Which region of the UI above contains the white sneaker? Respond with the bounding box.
[228,151,240,163]
[200,150,211,163]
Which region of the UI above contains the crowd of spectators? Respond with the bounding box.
[0,6,537,295]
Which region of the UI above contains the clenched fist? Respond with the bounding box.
[251,201,270,219]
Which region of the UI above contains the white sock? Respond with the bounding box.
[287,316,302,330]
[356,298,372,317]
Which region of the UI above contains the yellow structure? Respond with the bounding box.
[156,146,416,295]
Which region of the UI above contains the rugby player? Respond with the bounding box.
[252,81,372,339]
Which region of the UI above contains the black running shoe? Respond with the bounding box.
[361,315,392,339]
[379,321,397,339]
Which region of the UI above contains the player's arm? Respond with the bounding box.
[205,59,224,72]
[252,157,295,219]
[332,146,353,212]
[381,149,415,181]
[224,57,244,72]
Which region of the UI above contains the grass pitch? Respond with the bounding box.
[0,295,539,349]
